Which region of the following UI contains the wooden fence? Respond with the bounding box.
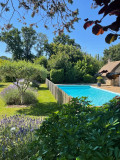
[46,78,72,104]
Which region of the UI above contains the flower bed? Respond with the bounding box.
[0,115,43,159]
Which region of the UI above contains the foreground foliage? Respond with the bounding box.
[32,97,120,160]
[84,0,120,44]
[0,115,43,160]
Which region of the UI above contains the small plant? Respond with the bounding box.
[96,76,103,86]
[1,84,38,105]
[0,115,43,160]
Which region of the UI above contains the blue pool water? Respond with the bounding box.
[58,85,120,106]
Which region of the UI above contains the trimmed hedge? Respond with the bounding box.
[50,69,64,84]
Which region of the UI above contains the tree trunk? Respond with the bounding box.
[20,93,24,105]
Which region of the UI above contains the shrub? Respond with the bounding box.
[1,76,13,82]
[0,60,48,104]
[50,69,64,83]
[34,56,48,68]
[65,68,77,83]
[83,74,93,83]
[1,85,37,105]
[32,97,120,160]
[0,115,43,160]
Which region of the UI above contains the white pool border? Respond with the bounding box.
[57,84,120,96]
[91,86,120,96]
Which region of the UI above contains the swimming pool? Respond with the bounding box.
[58,85,120,106]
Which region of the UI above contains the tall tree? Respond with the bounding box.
[35,33,48,57]
[103,43,120,64]
[22,27,37,61]
[44,34,81,58]
[53,33,81,49]
[0,28,23,60]
[0,27,37,61]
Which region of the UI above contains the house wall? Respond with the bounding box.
[112,64,120,86]
[104,77,112,85]
[103,64,120,86]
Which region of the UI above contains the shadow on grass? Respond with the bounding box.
[0,85,5,88]
[39,87,48,90]
[17,84,62,117]
[17,102,61,116]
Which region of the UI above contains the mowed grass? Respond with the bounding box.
[0,83,60,119]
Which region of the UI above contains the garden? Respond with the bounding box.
[0,37,120,159]
[0,0,120,157]
[0,60,60,159]
[0,60,120,160]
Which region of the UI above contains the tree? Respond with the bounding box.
[48,46,101,83]
[103,43,120,64]
[44,35,82,58]
[53,33,81,49]
[0,27,37,61]
[48,51,71,71]
[34,56,48,68]
[0,0,79,34]
[0,56,11,60]
[47,43,83,62]
[22,27,37,61]
[84,0,120,44]
[0,28,23,60]
[0,61,48,104]
[35,33,48,57]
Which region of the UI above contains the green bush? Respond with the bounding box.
[83,74,93,83]
[32,97,120,160]
[1,85,37,105]
[1,76,13,82]
[34,56,48,68]
[65,68,77,83]
[50,69,64,83]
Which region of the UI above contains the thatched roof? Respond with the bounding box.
[99,61,120,76]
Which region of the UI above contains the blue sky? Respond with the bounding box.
[0,0,119,58]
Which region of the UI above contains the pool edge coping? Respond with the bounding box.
[57,84,120,96]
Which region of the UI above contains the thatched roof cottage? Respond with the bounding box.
[99,61,120,86]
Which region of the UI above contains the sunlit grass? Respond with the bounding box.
[0,83,59,119]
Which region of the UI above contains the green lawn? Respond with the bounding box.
[0,83,60,119]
